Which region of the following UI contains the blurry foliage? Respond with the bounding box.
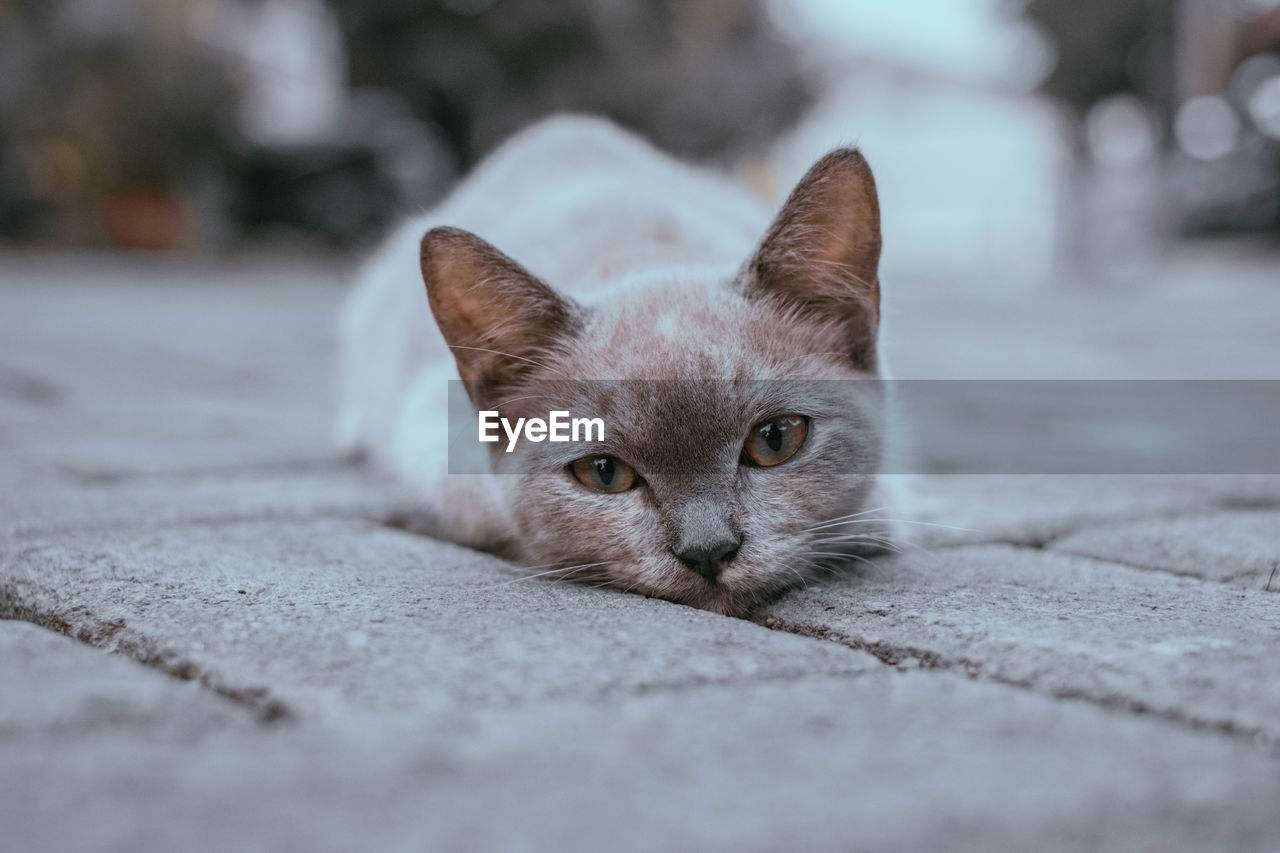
[0,0,810,248]
[327,0,813,169]
[1024,0,1175,117]
[0,0,243,245]
[1026,0,1280,238]
[225,145,401,245]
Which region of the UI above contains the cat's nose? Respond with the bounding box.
[673,536,742,582]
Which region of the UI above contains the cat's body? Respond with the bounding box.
[339,115,897,615]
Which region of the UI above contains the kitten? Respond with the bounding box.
[338,115,896,616]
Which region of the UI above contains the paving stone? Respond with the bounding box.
[0,519,880,718]
[884,283,1280,380]
[1049,509,1280,591]
[0,274,340,415]
[0,619,247,739]
[6,237,1280,853]
[2,463,419,540]
[0,259,346,379]
[4,671,1278,853]
[761,544,1280,739]
[1,430,336,483]
[0,273,344,478]
[1163,475,1280,508]
[896,475,1219,547]
[0,356,336,477]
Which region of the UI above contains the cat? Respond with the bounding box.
[338,114,897,616]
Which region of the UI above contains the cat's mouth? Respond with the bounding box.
[498,531,894,619]
[668,535,892,616]
[629,559,804,617]
[682,577,798,617]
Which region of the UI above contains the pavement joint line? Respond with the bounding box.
[1030,499,1280,551]
[557,663,890,702]
[0,595,890,722]
[46,455,358,486]
[8,507,400,543]
[1046,545,1280,592]
[2,525,892,719]
[1210,496,1280,511]
[9,505,1276,735]
[756,611,1280,752]
[0,591,294,724]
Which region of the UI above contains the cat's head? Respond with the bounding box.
[421,149,886,615]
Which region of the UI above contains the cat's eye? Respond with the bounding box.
[570,455,639,493]
[742,414,809,467]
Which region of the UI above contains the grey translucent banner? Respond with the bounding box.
[446,380,1280,474]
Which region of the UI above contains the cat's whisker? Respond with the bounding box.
[618,575,652,595]
[802,507,890,532]
[794,554,834,574]
[871,518,983,533]
[553,563,614,580]
[808,530,896,542]
[801,550,886,573]
[503,567,574,583]
[810,515,983,535]
[794,556,845,581]
[509,559,574,572]
[588,577,633,591]
[811,533,935,558]
[809,528,896,540]
[787,566,811,589]
[484,561,613,589]
[809,534,897,546]
[809,536,904,555]
[503,558,606,576]
[808,540,901,555]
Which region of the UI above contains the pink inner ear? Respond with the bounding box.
[420,226,581,395]
[761,148,881,292]
[745,148,882,363]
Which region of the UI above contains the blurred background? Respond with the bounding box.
[2,0,1279,290]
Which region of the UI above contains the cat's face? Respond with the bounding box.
[495,286,886,614]
[422,148,885,616]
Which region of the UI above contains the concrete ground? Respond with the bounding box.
[1,252,1278,852]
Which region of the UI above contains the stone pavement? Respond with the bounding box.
[2,254,1278,852]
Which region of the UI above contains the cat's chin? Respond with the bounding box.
[619,572,802,619]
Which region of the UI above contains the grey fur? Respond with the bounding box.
[422,139,888,615]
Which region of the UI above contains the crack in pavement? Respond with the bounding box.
[0,595,885,726]
[961,495,1280,551]
[7,502,1275,742]
[0,593,293,724]
[755,613,1280,751]
[8,506,405,543]
[1046,546,1278,591]
[6,574,1276,752]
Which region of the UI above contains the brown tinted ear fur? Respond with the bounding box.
[744,148,882,369]
[421,226,581,406]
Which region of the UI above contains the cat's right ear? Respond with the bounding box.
[420,227,580,406]
[745,148,882,370]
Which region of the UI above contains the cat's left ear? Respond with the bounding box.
[744,148,882,369]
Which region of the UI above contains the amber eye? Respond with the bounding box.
[570,455,639,493]
[742,414,809,467]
